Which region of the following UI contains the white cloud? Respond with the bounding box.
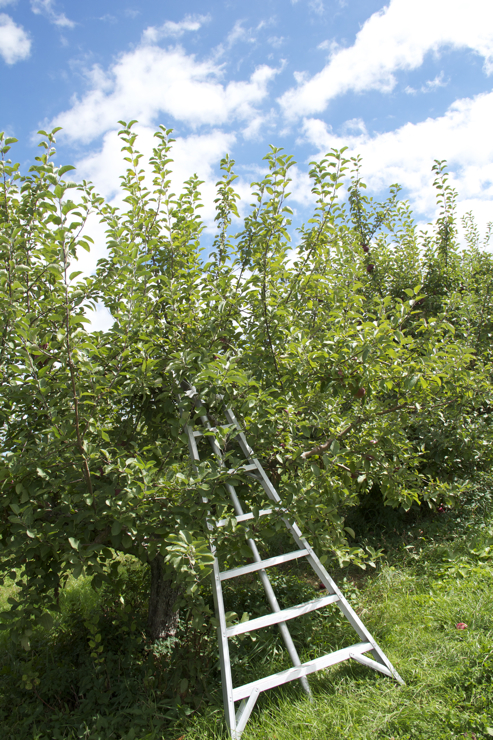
[421,71,447,92]
[317,38,339,53]
[308,0,325,14]
[226,20,252,47]
[142,13,210,44]
[279,0,493,118]
[0,13,30,64]
[241,107,282,141]
[0,0,17,6]
[301,91,493,234]
[212,19,260,60]
[268,36,285,49]
[291,0,326,13]
[31,0,75,29]
[51,44,277,142]
[406,71,448,95]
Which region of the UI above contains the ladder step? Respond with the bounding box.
[192,426,221,437]
[227,463,258,474]
[232,642,374,702]
[226,593,339,637]
[219,549,309,581]
[216,509,273,528]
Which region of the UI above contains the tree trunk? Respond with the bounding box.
[147,554,182,641]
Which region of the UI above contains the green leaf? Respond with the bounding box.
[68,537,80,550]
[59,165,76,176]
[38,613,54,631]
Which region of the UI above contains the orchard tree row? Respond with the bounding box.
[0,123,492,646]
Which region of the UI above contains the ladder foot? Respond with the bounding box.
[299,674,312,699]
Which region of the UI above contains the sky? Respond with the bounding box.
[2,0,493,322]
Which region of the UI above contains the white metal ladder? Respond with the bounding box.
[180,385,404,739]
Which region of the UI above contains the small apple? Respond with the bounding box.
[355,387,366,399]
[362,244,369,253]
[366,263,374,273]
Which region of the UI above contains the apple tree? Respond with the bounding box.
[0,123,491,648]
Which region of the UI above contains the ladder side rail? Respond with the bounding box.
[234,688,260,739]
[211,548,238,735]
[243,445,403,682]
[281,517,404,684]
[181,413,238,734]
[222,407,283,504]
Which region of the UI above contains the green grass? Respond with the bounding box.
[184,560,493,740]
[1,483,493,739]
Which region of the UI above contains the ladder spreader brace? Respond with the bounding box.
[180,385,404,739]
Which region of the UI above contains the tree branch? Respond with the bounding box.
[300,402,415,460]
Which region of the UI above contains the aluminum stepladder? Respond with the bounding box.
[180,385,404,739]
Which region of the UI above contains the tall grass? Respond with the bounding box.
[1,482,492,739]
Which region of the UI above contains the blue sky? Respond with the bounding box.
[2,0,493,277]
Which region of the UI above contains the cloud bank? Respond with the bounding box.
[53,45,277,143]
[279,0,493,117]
[302,90,493,232]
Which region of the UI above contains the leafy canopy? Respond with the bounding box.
[0,122,492,645]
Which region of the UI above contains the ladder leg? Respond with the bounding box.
[211,554,238,735]
[283,518,404,685]
[246,536,312,699]
[234,688,260,738]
